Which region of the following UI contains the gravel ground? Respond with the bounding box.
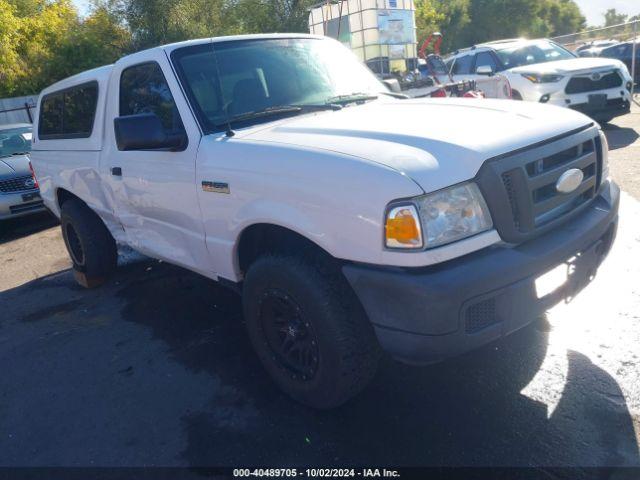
[605,101,640,199]
[0,104,638,471]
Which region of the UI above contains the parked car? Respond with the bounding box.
[32,34,619,408]
[596,40,640,83]
[0,123,46,221]
[446,38,634,123]
[576,39,619,57]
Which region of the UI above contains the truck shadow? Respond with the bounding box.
[602,124,639,151]
[113,260,639,468]
[0,211,58,244]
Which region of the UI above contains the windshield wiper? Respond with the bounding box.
[325,92,379,105]
[11,151,30,156]
[215,104,341,131]
[218,106,303,127]
[294,103,342,112]
[379,91,409,99]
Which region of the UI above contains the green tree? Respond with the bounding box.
[0,0,23,95]
[0,0,131,97]
[441,0,584,50]
[603,8,628,27]
[112,0,233,50]
[431,0,470,52]
[414,0,444,47]
[45,6,132,82]
[224,0,305,35]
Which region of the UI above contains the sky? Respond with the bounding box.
[575,0,638,26]
[71,0,638,28]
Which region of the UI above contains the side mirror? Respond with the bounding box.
[114,113,187,151]
[382,78,402,93]
[476,65,494,76]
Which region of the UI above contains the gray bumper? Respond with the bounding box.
[569,98,631,121]
[343,181,620,365]
[0,190,46,220]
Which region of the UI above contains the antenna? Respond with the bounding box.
[211,40,235,138]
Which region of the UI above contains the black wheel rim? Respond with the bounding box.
[259,289,319,381]
[65,223,85,266]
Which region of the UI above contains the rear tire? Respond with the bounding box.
[242,254,380,409]
[60,199,117,288]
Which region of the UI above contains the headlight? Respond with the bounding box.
[385,182,493,250]
[521,73,564,83]
[599,130,610,180]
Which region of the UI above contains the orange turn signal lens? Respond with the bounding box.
[385,205,422,249]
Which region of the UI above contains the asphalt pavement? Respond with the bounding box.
[0,104,639,471]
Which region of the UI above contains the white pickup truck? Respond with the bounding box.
[31,34,620,408]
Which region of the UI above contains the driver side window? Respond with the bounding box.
[119,62,185,135]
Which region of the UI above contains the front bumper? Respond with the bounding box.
[343,181,620,365]
[0,190,46,220]
[568,97,631,121]
[523,82,632,121]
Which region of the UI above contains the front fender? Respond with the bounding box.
[196,136,424,281]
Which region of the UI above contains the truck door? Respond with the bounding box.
[101,50,213,278]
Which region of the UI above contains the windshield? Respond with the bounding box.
[171,38,386,132]
[0,126,32,158]
[494,40,575,69]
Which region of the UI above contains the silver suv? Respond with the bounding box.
[0,123,46,221]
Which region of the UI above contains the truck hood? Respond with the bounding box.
[240,98,594,193]
[0,154,30,179]
[509,57,625,75]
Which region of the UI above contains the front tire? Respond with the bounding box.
[60,199,117,288]
[243,255,380,409]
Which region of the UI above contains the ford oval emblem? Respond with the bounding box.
[24,178,36,189]
[555,168,584,194]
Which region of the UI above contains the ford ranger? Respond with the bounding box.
[31,34,620,408]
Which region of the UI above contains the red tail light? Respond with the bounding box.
[29,161,39,189]
[430,88,447,98]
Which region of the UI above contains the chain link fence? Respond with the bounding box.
[552,20,639,106]
[0,95,38,126]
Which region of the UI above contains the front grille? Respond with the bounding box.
[476,125,602,243]
[565,70,622,94]
[0,175,36,194]
[465,298,499,333]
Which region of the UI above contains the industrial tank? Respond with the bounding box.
[308,0,417,75]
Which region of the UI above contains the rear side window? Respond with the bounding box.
[451,55,473,75]
[119,62,185,135]
[38,82,98,139]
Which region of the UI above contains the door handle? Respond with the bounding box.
[111,167,122,176]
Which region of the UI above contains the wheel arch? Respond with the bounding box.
[236,223,337,278]
[56,187,85,210]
